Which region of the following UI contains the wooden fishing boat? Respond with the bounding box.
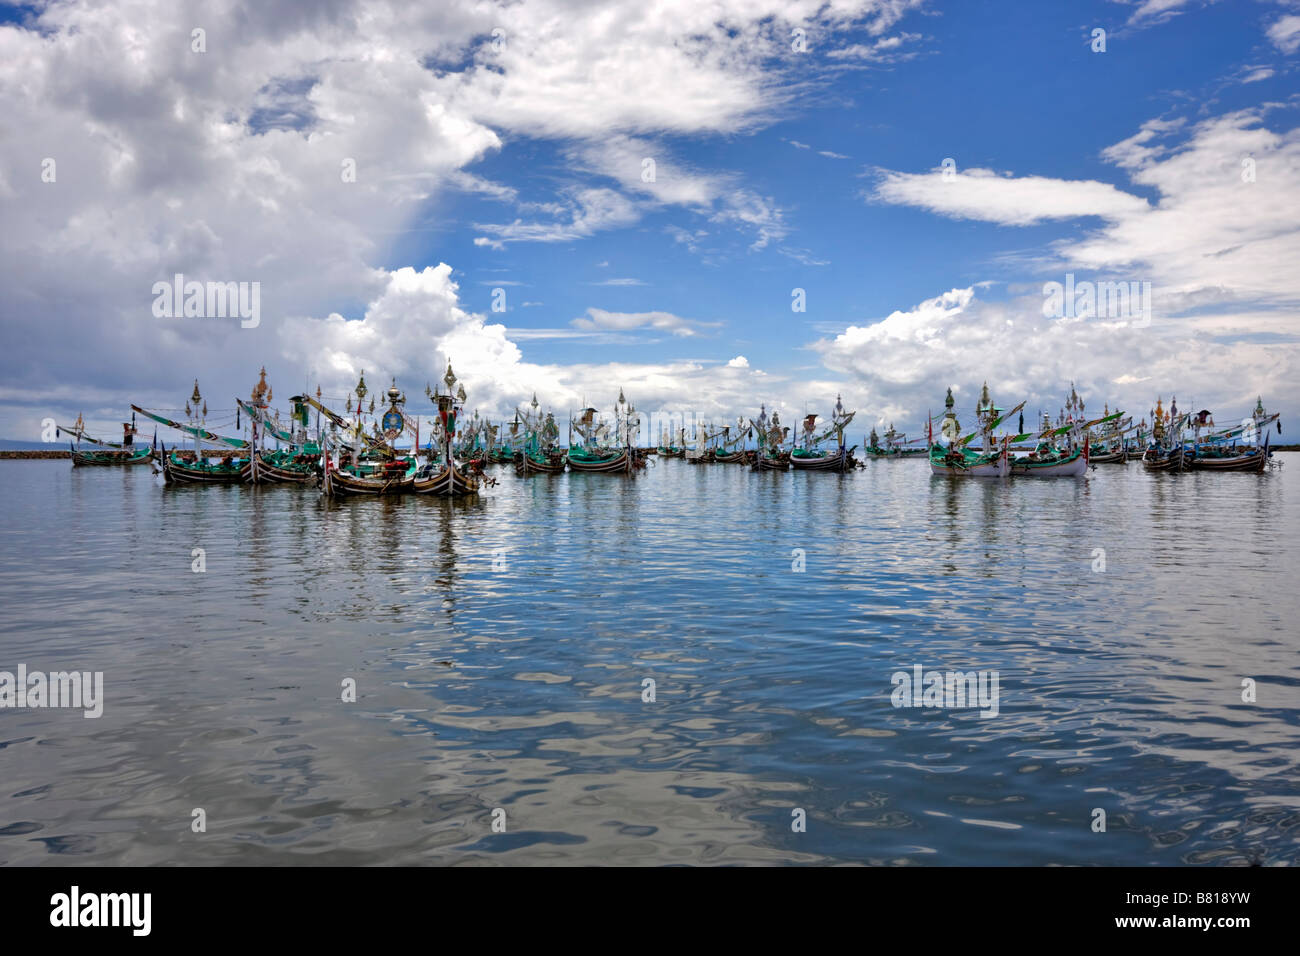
[865,425,926,459]
[929,443,1009,477]
[73,444,153,467]
[1008,389,1117,477]
[1088,446,1126,464]
[567,390,642,475]
[413,363,481,497]
[708,419,754,464]
[790,445,853,470]
[928,385,1018,478]
[1011,445,1086,476]
[319,374,421,496]
[519,449,567,474]
[236,369,321,485]
[1140,396,1190,472]
[653,425,674,458]
[1142,446,1185,471]
[250,453,318,484]
[1083,403,1130,463]
[755,452,790,470]
[414,458,478,495]
[714,449,755,464]
[1186,400,1278,472]
[656,426,686,459]
[324,455,418,495]
[487,414,515,465]
[684,422,722,464]
[135,382,251,485]
[453,408,494,465]
[789,396,858,472]
[1190,443,1269,472]
[514,395,567,476]
[61,415,153,466]
[749,405,790,471]
[567,447,631,472]
[160,447,248,484]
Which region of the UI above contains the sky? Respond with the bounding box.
[1,0,1298,444]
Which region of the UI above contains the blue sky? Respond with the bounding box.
[429,1,1289,365]
[1,0,1298,441]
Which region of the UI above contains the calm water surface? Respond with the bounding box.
[1,456,1298,865]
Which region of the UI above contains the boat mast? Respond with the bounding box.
[187,380,205,461]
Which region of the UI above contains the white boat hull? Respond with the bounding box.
[1011,449,1087,477]
[929,447,1009,477]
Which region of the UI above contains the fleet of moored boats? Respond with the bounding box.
[58,364,1284,496]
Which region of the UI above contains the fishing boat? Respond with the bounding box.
[712,418,754,464]
[1186,399,1279,472]
[134,382,251,484]
[413,364,481,496]
[1010,414,1087,477]
[236,368,320,485]
[292,373,400,479]
[865,424,926,459]
[454,407,491,464]
[1083,402,1131,464]
[1190,436,1271,472]
[1088,446,1126,464]
[1141,396,1189,472]
[61,414,153,466]
[928,385,1018,478]
[515,394,566,476]
[567,390,641,474]
[1123,414,1150,461]
[789,395,858,472]
[685,422,721,464]
[486,413,516,465]
[319,373,419,496]
[1008,387,1121,477]
[749,405,790,471]
[1012,445,1086,476]
[656,425,686,459]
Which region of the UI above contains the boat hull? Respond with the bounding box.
[72,447,153,467]
[712,450,753,464]
[1011,447,1087,477]
[930,446,1009,477]
[413,462,479,496]
[1142,447,1186,472]
[1088,448,1127,464]
[516,452,567,475]
[867,449,926,459]
[163,453,249,485]
[248,452,319,485]
[567,450,631,473]
[1189,449,1268,472]
[789,448,853,472]
[752,453,789,471]
[322,463,417,495]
